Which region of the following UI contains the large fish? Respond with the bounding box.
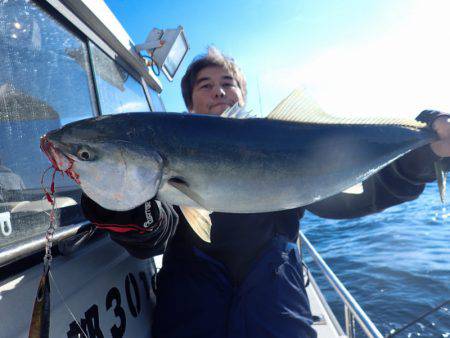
[40,90,439,242]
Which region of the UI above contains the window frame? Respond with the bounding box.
[44,0,162,110]
[88,41,152,115]
[144,80,167,112]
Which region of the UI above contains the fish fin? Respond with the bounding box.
[179,206,212,243]
[221,103,254,119]
[168,178,208,209]
[434,160,447,203]
[167,178,212,242]
[342,183,364,194]
[28,268,50,338]
[221,102,240,118]
[266,89,426,128]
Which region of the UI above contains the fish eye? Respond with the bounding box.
[76,147,92,161]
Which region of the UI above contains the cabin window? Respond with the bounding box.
[146,85,166,112]
[0,0,96,248]
[90,43,151,115]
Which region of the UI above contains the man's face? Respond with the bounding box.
[190,66,245,116]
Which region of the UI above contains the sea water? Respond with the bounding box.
[302,182,450,337]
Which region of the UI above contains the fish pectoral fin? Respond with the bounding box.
[342,183,364,194]
[168,177,207,208]
[167,178,212,242]
[266,89,425,128]
[434,160,447,204]
[180,206,212,243]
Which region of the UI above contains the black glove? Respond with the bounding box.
[393,110,450,184]
[81,193,162,234]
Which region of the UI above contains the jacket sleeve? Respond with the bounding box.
[306,111,450,219]
[81,194,179,259]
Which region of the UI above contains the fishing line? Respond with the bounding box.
[40,166,57,273]
[40,166,57,205]
[386,299,450,337]
[36,166,88,338]
[28,167,58,337]
[49,270,88,338]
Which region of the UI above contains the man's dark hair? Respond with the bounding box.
[181,47,247,110]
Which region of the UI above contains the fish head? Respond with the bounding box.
[41,116,164,211]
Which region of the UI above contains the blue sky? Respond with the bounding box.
[105,0,450,118]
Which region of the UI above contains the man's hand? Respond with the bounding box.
[430,116,450,158]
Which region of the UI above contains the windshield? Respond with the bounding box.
[0,0,96,247]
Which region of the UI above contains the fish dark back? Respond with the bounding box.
[59,112,435,152]
[63,112,435,177]
[141,113,435,164]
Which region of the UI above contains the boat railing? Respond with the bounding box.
[0,221,92,268]
[299,231,384,338]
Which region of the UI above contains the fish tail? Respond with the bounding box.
[434,159,447,204]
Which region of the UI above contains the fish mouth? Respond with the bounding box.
[40,135,81,184]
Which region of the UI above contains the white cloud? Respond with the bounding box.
[115,101,149,113]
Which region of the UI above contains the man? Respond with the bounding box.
[82,47,450,338]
